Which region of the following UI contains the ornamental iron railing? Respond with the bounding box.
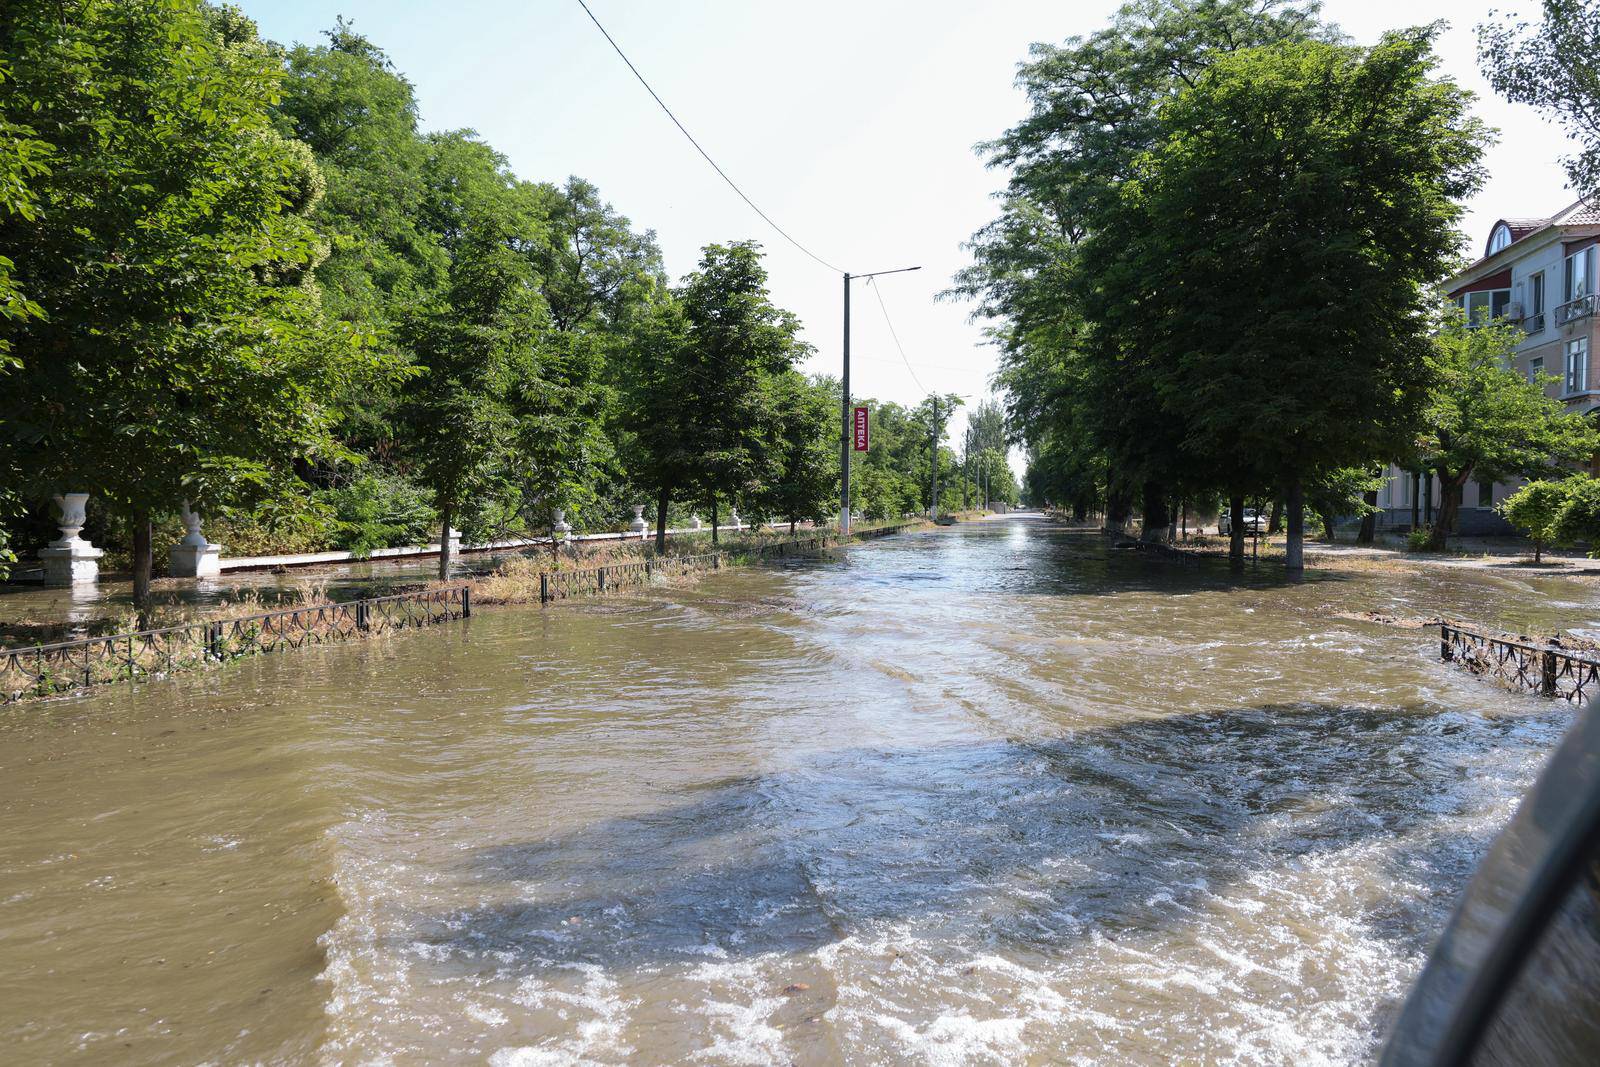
[2,521,924,704]
[2,585,469,705]
[1439,621,1600,703]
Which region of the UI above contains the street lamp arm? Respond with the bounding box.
[849,265,922,281]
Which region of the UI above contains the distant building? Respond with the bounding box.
[1375,197,1600,534]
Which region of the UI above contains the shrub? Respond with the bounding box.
[316,473,435,557]
[1554,474,1600,557]
[1498,479,1576,563]
[1406,526,1435,552]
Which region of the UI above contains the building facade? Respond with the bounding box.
[1375,198,1600,534]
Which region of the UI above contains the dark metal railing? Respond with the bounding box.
[533,523,920,603]
[1440,621,1600,703]
[1,521,924,704]
[1554,293,1598,327]
[1,585,470,705]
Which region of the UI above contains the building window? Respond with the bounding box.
[1566,337,1588,394]
[1463,288,1512,325]
[1479,481,1494,507]
[1531,271,1545,316]
[1565,246,1595,302]
[1529,356,1545,384]
[1488,223,1512,255]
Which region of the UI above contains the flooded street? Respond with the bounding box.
[0,516,1587,1065]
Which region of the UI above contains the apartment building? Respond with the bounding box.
[1375,197,1600,533]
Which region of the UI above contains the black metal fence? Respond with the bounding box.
[2,585,470,705]
[1440,621,1600,703]
[538,551,723,602]
[1,520,924,705]
[533,523,921,603]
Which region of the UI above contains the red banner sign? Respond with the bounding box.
[853,406,869,451]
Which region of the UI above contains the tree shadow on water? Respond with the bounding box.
[844,527,1351,599]
[402,703,1557,980]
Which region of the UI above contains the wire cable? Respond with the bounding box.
[574,0,843,274]
[866,276,930,395]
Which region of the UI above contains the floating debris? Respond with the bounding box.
[1333,610,1442,629]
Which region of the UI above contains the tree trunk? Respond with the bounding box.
[1534,536,1543,564]
[1410,471,1421,530]
[1318,507,1338,543]
[1228,494,1246,569]
[132,508,153,625]
[437,500,453,581]
[1267,497,1283,535]
[1140,482,1169,542]
[789,518,797,534]
[711,496,719,546]
[655,485,669,554]
[1426,473,1464,552]
[1285,480,1304,573]
[1357,489,1378,544]
[1072,500,1087,522]
[1106,489,1132,535]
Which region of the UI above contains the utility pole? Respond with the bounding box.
[839,265,921,535]
[962,426,971,511]
[839,272,850,533]
[929,396,942,521]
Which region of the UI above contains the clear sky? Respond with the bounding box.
[240,1,1577,469]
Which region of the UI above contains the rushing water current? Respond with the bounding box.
[1,517,1591,1065]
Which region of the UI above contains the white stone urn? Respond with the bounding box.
[552,509,572,538]
[40,492,103,586]
[690,514,702,531]
[729,507,741,529]
[629,504,648,537]
[169,501,222,578]
[52,492,89,544]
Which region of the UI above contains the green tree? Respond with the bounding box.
[1500,478,1577,563]
[0,57,48,578]
[621,293,696,552]
[762,373,838,532]
[0,1,385,611]
[1306,467,1384,543]
[1419,321,1600,549]
[672,242,810,543]
[275,19,442,333]
[273,19,445,466]
[396,133,546,580]
[1087,27,1487,568]
[1479,1,1600,197]
[1552,475,1600,555]
[954,0,1335,561]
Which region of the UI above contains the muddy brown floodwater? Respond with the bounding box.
[0,516,1591,1065]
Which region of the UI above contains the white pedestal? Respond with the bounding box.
[629,505,648,537]
[169,542,223,578]
[40,541,103,586]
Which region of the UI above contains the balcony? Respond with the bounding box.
[1555,293,1599,327]
[1522,312,1546,334]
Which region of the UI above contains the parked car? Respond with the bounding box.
[1218,509,1266,536]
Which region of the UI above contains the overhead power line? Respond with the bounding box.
[574,0,843,274]
[866,276,930,396]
